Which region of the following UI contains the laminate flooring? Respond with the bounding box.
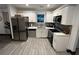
[0,36,70,55]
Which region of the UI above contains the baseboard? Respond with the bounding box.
[0,34,12,39]
[11,39,27,41]
[66,49,76,55]
[0,34,11,36]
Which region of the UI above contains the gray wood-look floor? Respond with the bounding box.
[0,35,70,55]
[0,37,56,55]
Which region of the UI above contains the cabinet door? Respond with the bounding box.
[36,28,42,37]
[61,7,69,25]
[53,34,69,51]
[41,29,48,37]
[61,6,74,25]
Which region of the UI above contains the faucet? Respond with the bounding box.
[31,24,32,27]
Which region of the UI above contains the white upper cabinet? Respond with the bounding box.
[61,6,75,25]
[52,5,75,25]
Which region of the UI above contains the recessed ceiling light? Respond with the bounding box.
[26,4,29,6]
[47,4,50,7]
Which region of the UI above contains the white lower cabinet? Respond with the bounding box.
[36,28,48,38]
[36,29,41,37]
[53,32,70,52]
[41,29,48,37]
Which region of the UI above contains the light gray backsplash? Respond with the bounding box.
[29,22,37,27]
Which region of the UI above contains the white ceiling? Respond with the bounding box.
[12,4,63,11]
[0,4,8,9]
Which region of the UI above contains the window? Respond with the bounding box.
[37,14,44,22]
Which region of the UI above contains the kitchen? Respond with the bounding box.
[0,4,79,55]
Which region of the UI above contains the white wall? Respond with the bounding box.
[17,10,54,23]
[17,11,37,22]
[67,5,79,52]
[9,5,16,17]
[0,12,5,34]
[8,5,15,39]
[45,11,53,22]
[0,5,10,34]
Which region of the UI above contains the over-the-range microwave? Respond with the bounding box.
[53,15,62,24]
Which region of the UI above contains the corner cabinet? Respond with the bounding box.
[61,6,75,25]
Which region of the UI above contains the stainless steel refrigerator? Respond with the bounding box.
[11,15,29,40]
